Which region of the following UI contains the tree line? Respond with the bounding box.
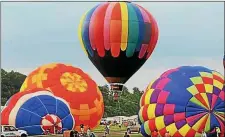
[1,69,143,117]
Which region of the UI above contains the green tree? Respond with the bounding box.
[1,69,26,105]
[0,68,143,117]
[99,85,143,117]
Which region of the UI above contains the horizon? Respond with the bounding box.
[2,2,224,91]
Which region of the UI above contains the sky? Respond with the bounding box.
[1,2,224,91]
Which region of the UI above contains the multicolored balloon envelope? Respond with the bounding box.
[1,88,75,135]
[20,63,104,131]
[78,1,159,90]
[138,66,224,137]
[223,54,225,69]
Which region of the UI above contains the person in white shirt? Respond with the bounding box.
[201,131,207,137]
[87,127,91,137]
[216,127,221,137]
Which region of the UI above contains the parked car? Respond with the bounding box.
[127,125,141,134]
[1,125,28,137]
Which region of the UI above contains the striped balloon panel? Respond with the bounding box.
[79,2,158,59]
[138,66,225,137]
[41,114,63,133]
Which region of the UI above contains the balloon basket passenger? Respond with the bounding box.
[110,83,123,101]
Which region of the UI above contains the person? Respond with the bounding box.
[152,130,158,137]
[4,127,9,132]
[80,124,84,134]
[87,127,91,137]
[216,127,221,137]
[102,131,107,137]
[70,130,75,137]
[119,123,122,129]
[54,126,61,134]
[201,131,207,137]
[208,127,216,137]
[165,131,171,137]
[90,132,96,137]
[104,125,107,134]
[105,124,110,135]
[114,92,119,101]
[73,130,79,137]
[107,124,110,133]
[124,132,130,137]
[44,128,50,135]
[55,129,62,134]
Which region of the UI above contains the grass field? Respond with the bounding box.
[101,133,142,137]
[93,125,127,132]
[30,125,143,137]
[30,133,143,137]
[95,133,142,137]
[93,125,142,137]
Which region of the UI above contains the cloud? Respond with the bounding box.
[4,56,223,92]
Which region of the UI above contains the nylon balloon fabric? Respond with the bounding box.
[223,54,225,69]
[19,63,104,131]
[78,1,159,84]
[1,88,75,135]
[138,66,224,137]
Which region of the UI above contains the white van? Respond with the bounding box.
[1,125,28,137]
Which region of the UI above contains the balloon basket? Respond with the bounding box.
[109,83,124,92]
[108,83,124,101]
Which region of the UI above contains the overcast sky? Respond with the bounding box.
[2,2,224,91]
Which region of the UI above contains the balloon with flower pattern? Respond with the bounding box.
[138,66,224,137]
[20,63,104,131]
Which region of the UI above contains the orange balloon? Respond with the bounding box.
[20,63,104,131]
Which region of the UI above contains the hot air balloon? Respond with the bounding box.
[1,88,75,135]
[138,66,224,137]
[19,63,104,131]
[223,54,225,69]
[78,1,159,100]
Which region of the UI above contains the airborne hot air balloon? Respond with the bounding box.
[138,66,224,137]
[223,54,225,69]
[78,1,159,99]
[19,63,104,131]
[1,88,75,135]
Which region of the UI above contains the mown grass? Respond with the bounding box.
[100,134,142,137]
[102,134,143,137]
[93,125,127,132]
[93,125,142,137]
[30,125,142,137]
[30,133,143,137]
